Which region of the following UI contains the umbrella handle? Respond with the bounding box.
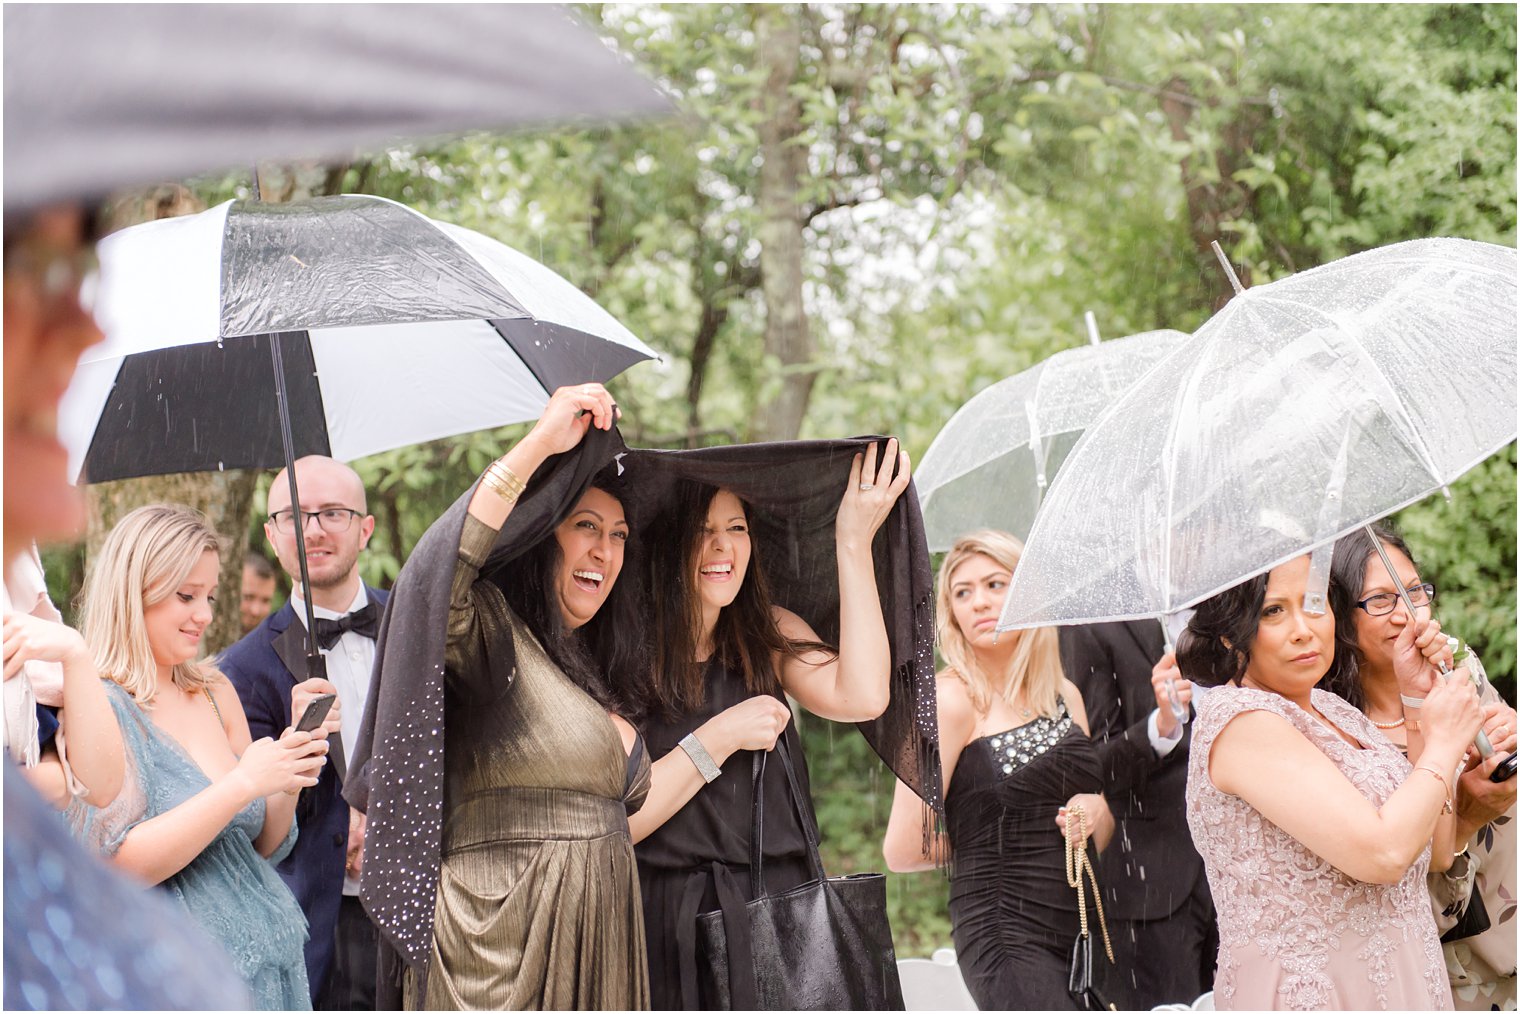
[1160,617,1189,728]
[1165,678,1187,728]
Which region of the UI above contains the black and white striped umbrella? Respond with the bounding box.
[61,194,659,482]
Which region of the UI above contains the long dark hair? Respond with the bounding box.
[639,482,834,721]
[496,467,644,713]
[1321,523,1417,710]
[1177,559,1358,691]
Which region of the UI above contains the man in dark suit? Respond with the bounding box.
[221,456,386,1010]
[1061,619,1217,1009]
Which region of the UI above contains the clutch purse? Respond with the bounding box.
[1064,802,1117,1012]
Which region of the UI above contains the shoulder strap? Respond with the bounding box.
[747,727,826,897]
[203,685,224,726]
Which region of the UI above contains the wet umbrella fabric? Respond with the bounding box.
[996,237,1517,632]
[59,194,659,482]
[915,328,1187,549]
[3,4,668,213]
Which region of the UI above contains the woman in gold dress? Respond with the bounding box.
[349,384,650,1010]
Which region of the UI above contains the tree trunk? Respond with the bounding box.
[685,288,729,444]
[1159,79,1256,309]
[749,5,816,442]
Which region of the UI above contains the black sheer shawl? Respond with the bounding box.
[617,437,941,807]
[346,431,942,986]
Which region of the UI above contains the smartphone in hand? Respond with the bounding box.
[294,693,337,733]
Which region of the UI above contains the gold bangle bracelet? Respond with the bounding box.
[481,461,526,505]
[1412,764,1454,814]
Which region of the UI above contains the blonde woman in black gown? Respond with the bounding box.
[884,530,1112,1011]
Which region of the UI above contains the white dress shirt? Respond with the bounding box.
[289,584,374,896]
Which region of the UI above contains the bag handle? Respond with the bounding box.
[748,725,827,897]
[1063,804,1114,961]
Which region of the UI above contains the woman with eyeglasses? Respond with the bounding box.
[1322,525,1517,1011]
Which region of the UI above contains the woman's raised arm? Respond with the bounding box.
[781,439,911,722]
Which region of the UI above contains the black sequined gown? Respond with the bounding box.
[945,698,1104,1011]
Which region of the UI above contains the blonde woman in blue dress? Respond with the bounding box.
[64,505,328,1010]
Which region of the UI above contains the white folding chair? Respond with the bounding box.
[897,947,979,1011]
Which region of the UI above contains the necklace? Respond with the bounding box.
[1368,713,1406,730]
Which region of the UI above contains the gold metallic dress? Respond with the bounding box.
[406,516,651,1011]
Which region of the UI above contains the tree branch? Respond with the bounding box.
[803,191,871,228]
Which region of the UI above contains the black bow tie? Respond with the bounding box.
[311,602,380,650]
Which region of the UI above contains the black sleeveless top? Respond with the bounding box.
[944,698,1105,1011]
[638,659,812,869]
[635,659,817,1009]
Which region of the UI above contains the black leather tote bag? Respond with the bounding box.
[695,738,906,1010]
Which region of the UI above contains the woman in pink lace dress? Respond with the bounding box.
[1177,554,1482,1010]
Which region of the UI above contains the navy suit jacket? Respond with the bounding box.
[219,587,388,999]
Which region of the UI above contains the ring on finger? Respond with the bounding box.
[859,483,874,492]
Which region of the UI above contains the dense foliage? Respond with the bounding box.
[48,3,1515,956]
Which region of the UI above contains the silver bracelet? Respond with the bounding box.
[1400,693,1425,710]
[678,732,722,784]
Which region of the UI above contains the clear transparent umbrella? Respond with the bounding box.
[997,237,1517,633]
[915,327,1186,550]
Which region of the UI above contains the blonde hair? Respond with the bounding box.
[81,504,224,707]
[935,530,1064,718]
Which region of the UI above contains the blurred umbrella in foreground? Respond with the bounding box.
[61,194,659,482]
[915,327,1187,550]
[3,4,669,213]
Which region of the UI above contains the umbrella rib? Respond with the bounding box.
[1153,322,1227,617]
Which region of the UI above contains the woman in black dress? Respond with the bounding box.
[621,439,913,1010]
[884,529,1112,1011]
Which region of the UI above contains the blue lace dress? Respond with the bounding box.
[65,682,311,1010]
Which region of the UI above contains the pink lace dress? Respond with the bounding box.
[1186,686,1452,1011]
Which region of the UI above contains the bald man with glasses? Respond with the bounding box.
[220,455,387,1010]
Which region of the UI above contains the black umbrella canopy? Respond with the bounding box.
[3,4,670,213]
